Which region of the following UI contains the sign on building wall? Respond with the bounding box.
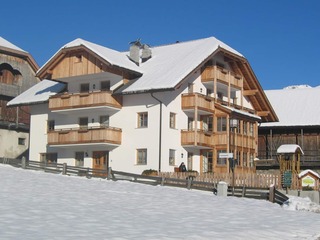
[301,175,316,187]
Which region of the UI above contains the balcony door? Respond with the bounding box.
[92,151,108,177]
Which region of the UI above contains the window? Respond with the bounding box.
[187,152,193,171]
[217,149,227,165]
[80,83,89,92]
[137,149,147,165]
[217,117,227,131]
[249,123,254,136]
[203,116,213,132]
[47,120,55,131]
[18,138,26,145]
[101,81,110,91]
[243,121,248,135]
[40,153,58,165]
[169,149,175,166]
[202,151,213,173]
[79,117,88,129]
[169,112,176,129]
[188,117,193,130]
[75,152,84,167]
[249,154,254,167]
[138,112,148,128]
[243,152,248,167]
[100,115,109,127]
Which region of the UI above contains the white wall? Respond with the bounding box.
[0,129,29,158]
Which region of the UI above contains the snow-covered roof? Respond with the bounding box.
[37,38,142,76]
[276,144,304,155]
[0,36,26,52]
[223,106,261,121]
[7,80,65,107]
[298,169,320,179]
[261,86,320,127]
[121,37,243,94]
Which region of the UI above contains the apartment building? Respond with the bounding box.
[8,37,277,174]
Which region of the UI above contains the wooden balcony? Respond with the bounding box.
[49,91,122,111]
[181,93,214,114]
[201,66,242,88]
[48,126,122,146]
[181,130,214,148]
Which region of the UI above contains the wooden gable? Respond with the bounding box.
[37,47,140,81]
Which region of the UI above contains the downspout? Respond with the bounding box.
[151,93,162,173]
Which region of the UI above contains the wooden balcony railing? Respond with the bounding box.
[49,91,122,111]
[181,130,214,148]
[181,93,214,113]
[201,66,242,87]
[48,126,122,145]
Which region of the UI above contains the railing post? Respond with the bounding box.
[269,184,275,203]
[62,163,67,175]
[21,156,27,169]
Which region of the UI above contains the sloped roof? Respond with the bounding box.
[120,37,243,94]
[37,38,142,76]
[0,36,39,72]
[277,144,304,155]
[7,79,65,107]
[298,169,320,178]
[261,87,320,127]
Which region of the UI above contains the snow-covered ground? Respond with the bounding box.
[0,165,319,240]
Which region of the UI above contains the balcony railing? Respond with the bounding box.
[49,91,122,111]
[181,93,214,114]
[181,130,214,148]
[201,66,242,87]
[48,126,122,145]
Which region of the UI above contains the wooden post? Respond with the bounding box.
[21,156,26,169]
[161,176,165,186]
[107,167,112,180]
[62,163,67,175]
[269,184,275,203]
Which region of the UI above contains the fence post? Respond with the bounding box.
[187,176,192,190]
[161,176,165,186]
[62,163,67,175]
[21,156,26,169]
[107,167,112,180]
[269,184,275,203]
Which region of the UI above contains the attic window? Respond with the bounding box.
[75,55,82,63]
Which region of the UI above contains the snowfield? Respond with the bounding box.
[0,165,319,240]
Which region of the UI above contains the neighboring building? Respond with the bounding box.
[0,37,39,158]
[8,37,277,174]
[258,85,320,168]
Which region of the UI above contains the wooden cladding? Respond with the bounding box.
[49,91,122,110]
[48,127,122,145]
[201,65,242,88]
[181,93,214,113]
[181,130,255,149]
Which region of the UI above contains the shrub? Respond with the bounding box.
[142,169,158,176]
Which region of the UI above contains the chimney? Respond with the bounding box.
[141,44,152,63]
[129,40,142,66]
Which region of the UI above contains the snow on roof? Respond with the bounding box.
[7,80,65,107]
[121,37,243,93]
[0,36,26,52]
[261,86,320,127]
[298,169,320,179]
[276,144,304,155]
[223,106,261,121]
[37,38,141,75]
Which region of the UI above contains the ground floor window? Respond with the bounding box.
[169,149,175,166]
[137,149,147,165]
[187,152,193,171]
[40,153,57,165]
[202,151,213,173]
[217,149,227,165]
[75,152,84,167]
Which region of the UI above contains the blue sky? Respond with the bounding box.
[1,0,319,90]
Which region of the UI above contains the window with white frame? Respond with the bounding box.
[138,112,148,128]
[169,149,175,166]
[75,152,84,167]
[137,149,147,165]
[169,112,176,129]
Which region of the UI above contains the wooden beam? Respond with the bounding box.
[257,111,270,117]
[243,89,258,96]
